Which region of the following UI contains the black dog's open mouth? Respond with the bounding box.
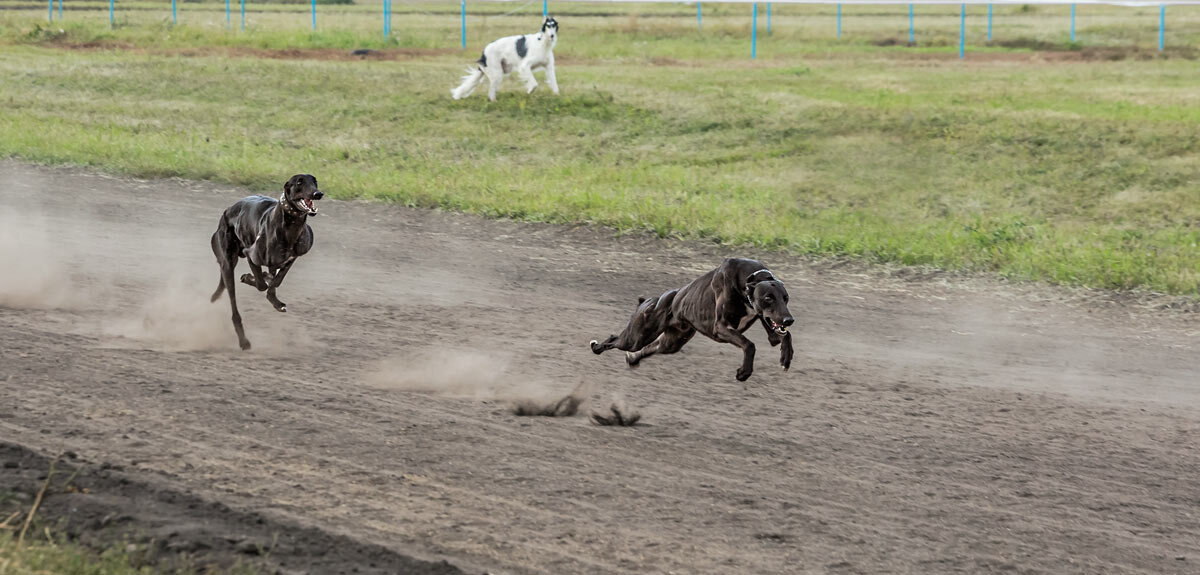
[767,318,788,335]
[293,197,319,215]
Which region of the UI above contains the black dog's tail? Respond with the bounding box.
[210,212,233,303]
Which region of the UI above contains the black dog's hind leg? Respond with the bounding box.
[210,231,228,303]
[590,335,621,354]
[212,228,251,350]
[264,258,296,313]
[626,328,694,368]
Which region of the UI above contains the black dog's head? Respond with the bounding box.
[746,272,794,335]
[283,174,322,216]
[541,16,558,41]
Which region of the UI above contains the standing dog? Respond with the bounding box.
[451,16,559,101]
[210,174,323,351]
[590,258,795,382]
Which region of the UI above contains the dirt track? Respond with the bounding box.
[1,161,1198,574]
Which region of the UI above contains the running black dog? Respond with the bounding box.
[590,258,795,381]
[210,174,322,350]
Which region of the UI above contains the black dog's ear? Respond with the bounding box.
[637,297,646,304]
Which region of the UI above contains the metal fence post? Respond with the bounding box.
[752,3,758,59]
[1070,4,1076,42]
[988,4,993,41]
[1159,4,1165,51]
[959,3,965,58]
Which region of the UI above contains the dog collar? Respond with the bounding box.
[279,192,299,214]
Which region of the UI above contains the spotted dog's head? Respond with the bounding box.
[282,174,323,216]
[541,16,558,42]
[745,270,794,335]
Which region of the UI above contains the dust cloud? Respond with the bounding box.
[0,211,84,309]
[364,350,590,415]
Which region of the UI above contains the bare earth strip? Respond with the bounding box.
[0,161,1197,574]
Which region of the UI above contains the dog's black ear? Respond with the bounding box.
[637,297,646,305]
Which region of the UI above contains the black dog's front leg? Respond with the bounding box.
[779,332,794,371]
[241,265,270,292]
[715,322,756,381]
[759,316,792,370]
[265,259,296,312]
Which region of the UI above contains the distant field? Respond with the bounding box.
[1,1,1198,293]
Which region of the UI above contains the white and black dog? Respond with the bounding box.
[451,16,559,101]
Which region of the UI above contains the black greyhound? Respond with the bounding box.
[590,258,795,381]
[210,174,322,350]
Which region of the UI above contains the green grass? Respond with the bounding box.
[1,2,1198,293]
[0,536,259,574]
[1,537,149,575]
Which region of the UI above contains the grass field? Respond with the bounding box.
[1,1,1198,293]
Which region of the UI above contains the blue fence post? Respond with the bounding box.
[226,0,230,29]
[240,0,244,31]
[461,0,466,49]
[383,0,387,37]
[543,0,547,18]
[1070,4,1076,42]
[987,4,993,41]
[47,0,52,21]
[1159,4,1165,51]
[908,4,914,44]
[959,3,965,58]
[751,3,757,59]
[837,4,842,38]
[767,3,772,36]
[697,3,701,30]
[172,0,177,25]
[311,0,316,31]
[109,0,113,27]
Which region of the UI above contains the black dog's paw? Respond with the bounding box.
[240,273,267,291]
[590,340,602,354]
[736,366,753,381]
[625,352,640,368]
[781,341,794,371]
[239,339,252,351]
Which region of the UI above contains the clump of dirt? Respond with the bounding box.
[591,399,642,427]
[511,393,583,417]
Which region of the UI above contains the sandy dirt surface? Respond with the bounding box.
[1,160,1198,574]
